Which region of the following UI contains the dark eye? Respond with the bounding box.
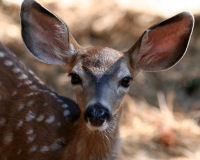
[69,73,82,85]
[120,76,133,88]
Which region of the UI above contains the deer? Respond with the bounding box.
[0,0,194,159]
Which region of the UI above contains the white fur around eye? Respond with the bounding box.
[117,85,130,95]
[117,63,131,79]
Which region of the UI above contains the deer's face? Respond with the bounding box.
[69,47,132,130]
[21,1,194,131]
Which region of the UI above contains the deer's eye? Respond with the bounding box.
[120,76,133,88]
[69,73,82,85]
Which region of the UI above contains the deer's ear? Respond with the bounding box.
[126,12,194,72]
[21,0,80,65]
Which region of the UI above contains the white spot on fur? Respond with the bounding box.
[17,83,23,88]
[0,52,5,57]
[25,92,34,97]
[28,70,34,75]
[29,145,37,153]
[26,111,36,122]
[4,132,13,144]
[17,149,22,155]
[26,129,34,135]
[28,69,44,84]
[27,134,36,143]
[4,60,13,66]
[18,103,24,111]
[50,138,66,151]
[43,103,48,107]
[40,146,50,152]
[25,92,39,97]
[17,120,23,128]
[27,100,34,107]
[19,74,28,80]
[24,80,32,85]
[57,99,63,103]
[0,117,6,126]
[30,85,37,90]
[63,110,70,117]
[12,67,21,73]
[45,115,55,124]
[62,104,68,109]
[50,143,61,151]
[50,92,57,98]
[11,91,17,96]
[36,115,45,122]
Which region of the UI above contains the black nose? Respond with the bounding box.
[84,103,111,127]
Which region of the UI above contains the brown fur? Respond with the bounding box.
[63,110,122,160]
[8,1,193,159]
[0,44,123,160]
[0,44,80,160]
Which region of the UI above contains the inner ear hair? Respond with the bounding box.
[126,12,194,72]
[21,0,81,66]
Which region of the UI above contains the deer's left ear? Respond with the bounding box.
[126,12,194,72]
[21,0,80,65]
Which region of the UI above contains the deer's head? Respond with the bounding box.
[21,0,194,131]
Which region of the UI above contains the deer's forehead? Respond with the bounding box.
[80,47,123,74]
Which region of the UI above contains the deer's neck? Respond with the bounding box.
[64,108,122,160]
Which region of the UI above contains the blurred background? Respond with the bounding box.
[0,0,200,159]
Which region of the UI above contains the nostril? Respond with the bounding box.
[84,105,111,127]
[98,108,110,120]
[98,108,106,117]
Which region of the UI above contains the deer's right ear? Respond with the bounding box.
[125,12,194,72]
[21,0,80,65]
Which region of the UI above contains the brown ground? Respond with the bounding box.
[0,0,200,159]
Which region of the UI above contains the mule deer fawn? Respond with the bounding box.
[0,0,194,159]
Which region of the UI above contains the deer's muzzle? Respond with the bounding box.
[84,103,111,127]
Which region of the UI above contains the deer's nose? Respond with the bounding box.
[84,104,111,127]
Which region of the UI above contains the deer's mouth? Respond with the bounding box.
[84,103,111,131]
[86,121,109,131]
